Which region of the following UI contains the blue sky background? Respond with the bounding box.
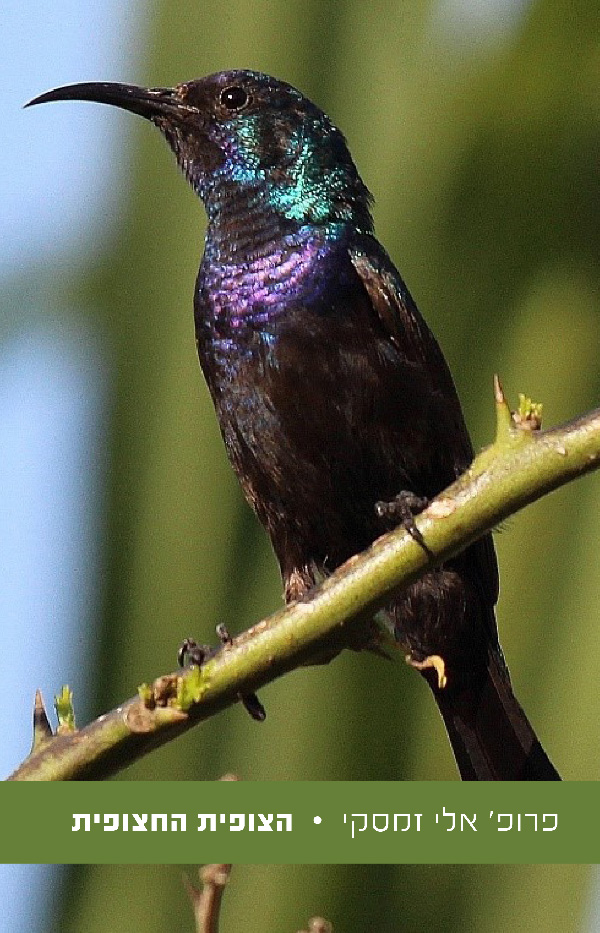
[1,2,143,929]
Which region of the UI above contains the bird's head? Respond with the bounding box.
[27,70,373,231]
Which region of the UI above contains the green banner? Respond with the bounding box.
[1,782,596,864]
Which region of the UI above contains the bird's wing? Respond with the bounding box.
[350,241,469,446]
[349,239,499,608]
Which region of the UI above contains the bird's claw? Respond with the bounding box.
[407,653,448,690]
[375,490,433,557]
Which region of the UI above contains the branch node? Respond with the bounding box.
[177,664,209,711]
[185,863,232,933]
[513,393,543,431]
[54,685,76,734]
[297,918,333,933]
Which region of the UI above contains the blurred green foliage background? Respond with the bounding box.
[9,0,600,929]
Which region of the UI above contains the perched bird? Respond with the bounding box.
[27,71,560,779]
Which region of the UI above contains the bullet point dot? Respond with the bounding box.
[314,816,322,824]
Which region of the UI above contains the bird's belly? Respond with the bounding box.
[213,335,433,574]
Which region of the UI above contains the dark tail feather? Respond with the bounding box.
[430,651,560,780]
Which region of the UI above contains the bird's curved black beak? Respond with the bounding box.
[25,81,194,121]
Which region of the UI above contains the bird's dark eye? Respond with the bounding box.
[219,86,250,112]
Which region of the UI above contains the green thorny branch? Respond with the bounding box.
[8,380,600,780]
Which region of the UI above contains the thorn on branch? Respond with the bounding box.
[32,690,53,751]
[493,375,512,439]
[493,373,506,405]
